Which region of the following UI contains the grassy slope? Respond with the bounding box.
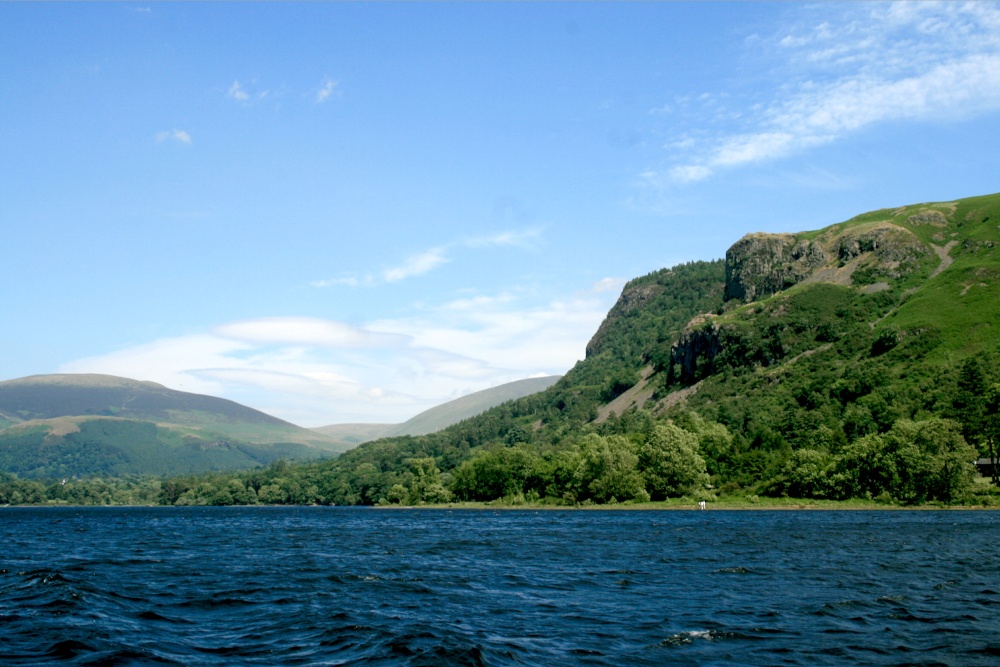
[877,196,1000,360]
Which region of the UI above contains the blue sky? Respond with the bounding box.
[3,2,999,426]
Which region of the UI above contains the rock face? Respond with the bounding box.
[668,220,934,385]
[724,223,929,304]
[589,208,944,393]
[907,210,949,227]
[667,319,723,385]
[835,224,929,269]
[724,234,827,303]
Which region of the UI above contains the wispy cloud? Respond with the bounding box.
[227,78,337,106]
[463,228,542,249]
[383,247,449,283]
[155,129,191,144]
[59,282,618,425]
[315,77,339,103]
[228,80,250,102]
[312,228,542,289]
[226,79,277,104]
[309,276,360,288]
[656,2,1000,183]
[214,317,409,349]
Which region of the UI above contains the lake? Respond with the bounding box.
[1,507,997,665]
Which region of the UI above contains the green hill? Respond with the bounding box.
[313,375,562,444]
[0,374,349,477]
[252,192,1000,507]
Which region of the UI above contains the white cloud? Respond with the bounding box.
[463,228,542,249]
[313,228,542,289]
[58,284,618,426]
[60,334,251,398]
[668,165,712,183]
[315,77,339,103]
[228,80,250,102]
[214,317,408,349]
[439,293,516,312]
[659,2,1000,183]
[155,129,191,144]
[383,247,449,283]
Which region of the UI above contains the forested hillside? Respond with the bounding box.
[4,193,1000,507]
[0,375,347,477]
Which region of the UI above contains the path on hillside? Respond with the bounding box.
[929,240,958,279]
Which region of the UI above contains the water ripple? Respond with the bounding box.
[0,507,998,666]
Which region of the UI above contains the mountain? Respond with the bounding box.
[272,191,1000,506]
[313,376,562,444]
[0,374,350,478]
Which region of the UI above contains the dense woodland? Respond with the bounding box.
[4,195,1000,508]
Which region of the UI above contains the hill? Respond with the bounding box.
[0,374,349,478]
[313,376,562,444]
[220,192,1000,507]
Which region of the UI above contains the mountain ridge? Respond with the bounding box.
[0,374,350,477]
[312,376,563,443]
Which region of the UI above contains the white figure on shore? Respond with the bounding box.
[699,500,706,510]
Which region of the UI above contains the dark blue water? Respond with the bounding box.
[1,508,998,666]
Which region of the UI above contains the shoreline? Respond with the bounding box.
[374,501,1000,511]
[3,497,997,511]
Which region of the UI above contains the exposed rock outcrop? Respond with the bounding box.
[907,210,949,227]
[667,319,723,385]
[836,224,928,265]
[669,220,934,385]
[725,223,929,304]
[724,234,827,303]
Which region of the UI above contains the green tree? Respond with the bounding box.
[257,483,288,504]
[574,434,647,503]
[983,384,1000,486]
[386,484,409,504]
[952,358,989,452]
[406,457,452,504]
[829,433,897,500]
[830,419,976,502]
[779,449,832,498]
[450,447,539,501]
[887,419,976,503]
[638,423,709,499]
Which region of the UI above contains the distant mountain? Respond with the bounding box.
[313,376,562,444]
[0,374,350,478]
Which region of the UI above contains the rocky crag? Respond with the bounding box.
[580,198,985,405]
